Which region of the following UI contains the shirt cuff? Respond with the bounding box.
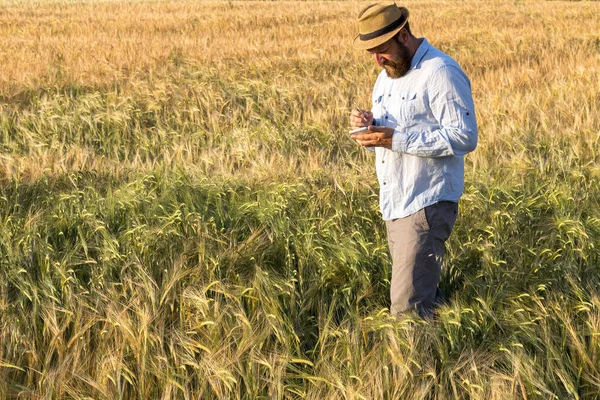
[391,129,407,153]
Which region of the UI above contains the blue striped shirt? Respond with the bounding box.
[370,38,478,220]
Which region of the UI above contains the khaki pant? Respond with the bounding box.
[386,201,458,318]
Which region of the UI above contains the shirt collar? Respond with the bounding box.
[410,38,430,70]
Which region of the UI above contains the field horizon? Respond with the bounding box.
[1,0,600,398]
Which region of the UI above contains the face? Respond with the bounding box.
[368,31,412,79]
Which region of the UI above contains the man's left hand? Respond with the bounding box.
[351,125,395,149]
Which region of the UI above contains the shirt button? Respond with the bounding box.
[382,160,385,163]
[383,182,387,185]
[385,116,388,119]
[401,97,405,100]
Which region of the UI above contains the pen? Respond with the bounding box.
[354,101,367,122]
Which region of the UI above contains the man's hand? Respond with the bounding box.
[351,125,395,149]
[350,109,374,129]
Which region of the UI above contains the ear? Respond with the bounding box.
[398,28,409,43]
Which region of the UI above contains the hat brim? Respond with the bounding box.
[353,7,409,51]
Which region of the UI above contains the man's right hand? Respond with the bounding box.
[350,109,374,129]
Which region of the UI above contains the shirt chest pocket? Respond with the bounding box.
[395,91,418,123]
[372,93,385,119]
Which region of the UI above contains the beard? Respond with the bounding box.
[383,39,412,79]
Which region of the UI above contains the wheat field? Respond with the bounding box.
[1,0,600,398]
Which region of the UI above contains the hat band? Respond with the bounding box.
[359,15,406,41]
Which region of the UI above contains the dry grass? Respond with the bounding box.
[1,0,600,398]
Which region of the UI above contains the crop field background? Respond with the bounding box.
[1,0,600,398]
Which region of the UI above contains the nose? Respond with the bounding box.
[373,53,386,67]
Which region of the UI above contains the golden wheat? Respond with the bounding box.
[1,0,600,398]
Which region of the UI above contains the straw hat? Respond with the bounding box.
[353,2,410,50]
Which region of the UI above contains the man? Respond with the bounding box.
[350,2,478,318]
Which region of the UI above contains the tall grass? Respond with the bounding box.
[1,0,600,398]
